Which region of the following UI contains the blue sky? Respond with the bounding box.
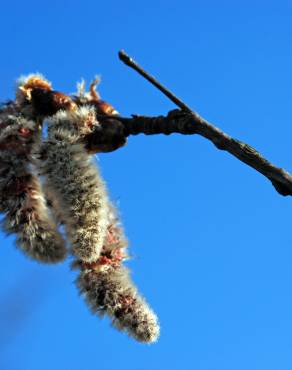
[1,1,292,369]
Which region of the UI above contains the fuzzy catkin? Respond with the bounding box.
[41,107,110,262]
[77,267,159,343]
[0,114,66,263]
[76,204,160,343]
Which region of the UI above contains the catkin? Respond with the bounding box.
[41,107,110,262]
[0,114,66,263]
[75,204,160,343]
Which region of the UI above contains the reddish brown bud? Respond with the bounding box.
[92,100,119,116]
[17,75,52,104]
[30,89,77,116]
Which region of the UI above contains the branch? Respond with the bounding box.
[117,110,292,196]
[118,50,192,112]
[118,50,292,196]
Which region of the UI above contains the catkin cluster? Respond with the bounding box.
[0,74,159,343]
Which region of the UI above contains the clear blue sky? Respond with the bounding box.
[1,1,292,369]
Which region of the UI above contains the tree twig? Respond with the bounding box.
[118,50,192,112]
[116,111,292,196]
[118,50,292,196]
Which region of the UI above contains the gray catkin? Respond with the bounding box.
[0,114,66,263]
[77,267,159,343]
[76,204,160,343]
[41,107,110,262]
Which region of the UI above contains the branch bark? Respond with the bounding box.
[117,50,292,196]
[115,110,292,196]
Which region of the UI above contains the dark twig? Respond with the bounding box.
[118,51,292,196]
[118,50,192,112]
[117,111,292,196]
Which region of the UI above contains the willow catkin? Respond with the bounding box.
[41,106,110,262]
[75,204,160,343]
[0,113,66,263]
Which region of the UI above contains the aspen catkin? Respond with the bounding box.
[75,204,160,343]
[0,113,66,263]
[41,107,110,262]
